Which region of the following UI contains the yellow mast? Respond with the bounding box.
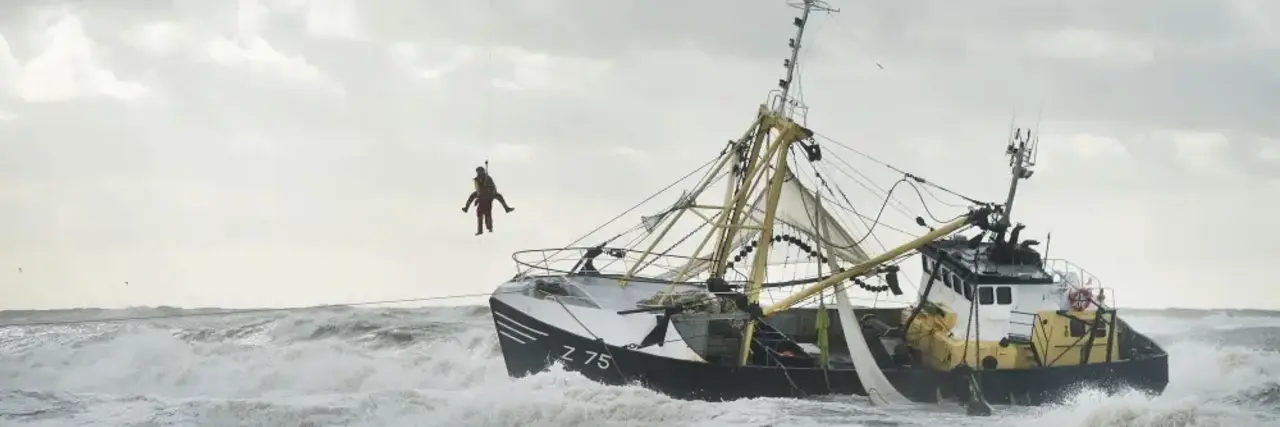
[607,0,990,368]
[709,116,774,278]
[736,123,808,364]
[729,0,834,365]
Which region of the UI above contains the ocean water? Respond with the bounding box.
[0,306,1277,427]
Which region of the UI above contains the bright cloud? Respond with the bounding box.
[1258,140,1280,163]
[1168,130,1231,174]
[388,41,475,81]
[489,46,613,93]
[122,21,191,55]
[205,35,342,94]
[116,0,345,94]
[1068,133,1128,158]
[0,13,150,103]
[270,0,366,40]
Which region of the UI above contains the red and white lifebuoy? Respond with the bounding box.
[1068,288,1093,311]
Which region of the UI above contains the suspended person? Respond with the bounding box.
[462,166,515,235]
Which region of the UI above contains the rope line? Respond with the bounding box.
[532,152,727,272]
[481,0,495,150]
[814,132,986,206]
[812,149,916,217]
[546,292,630,381]
[0,291,520,328]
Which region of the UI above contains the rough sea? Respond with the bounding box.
[1,305,1277,427]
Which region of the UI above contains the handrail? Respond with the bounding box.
[510,246,854,291]
[511,246,714,285]
[1044,258,1102,289]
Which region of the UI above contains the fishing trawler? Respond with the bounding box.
[487,0,1168,412]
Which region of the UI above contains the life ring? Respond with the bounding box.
[1068,288,1093,311]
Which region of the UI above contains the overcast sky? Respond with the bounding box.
[1,0,1276,310]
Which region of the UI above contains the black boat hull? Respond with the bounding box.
[490,297,1169,405]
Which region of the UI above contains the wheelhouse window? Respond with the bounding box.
[1068,318,1087,337]
[978,286,994,305]
[996,286,1012,305]
[975,285,1014,306]
[1067,318,1109,338]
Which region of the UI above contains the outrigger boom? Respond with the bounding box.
[764,208,990,315]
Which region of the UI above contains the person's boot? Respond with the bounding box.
[504,206,515,213]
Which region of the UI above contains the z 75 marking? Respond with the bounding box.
[558,345,612,369]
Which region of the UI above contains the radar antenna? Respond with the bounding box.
[1001,126,1039,225]
[772,0,838,118]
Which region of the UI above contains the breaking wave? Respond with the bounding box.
[1,306,1277,426]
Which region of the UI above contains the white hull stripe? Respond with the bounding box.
[495,318,538,342]
[493,311,548,337]
[497,330,527,344]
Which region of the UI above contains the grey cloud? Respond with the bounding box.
[791,1,1278,188]
[8,0,1273,193]
[2,0,1278,309]
[361,0,799,61]
[72,0,1280,168]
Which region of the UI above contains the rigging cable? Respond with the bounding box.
[821,9,885,72]
[970,254,983,372]
[481,0,495,156]
[903,179,960,224]
[0,291,523,328]
[594,228,659,272]
[546,295,629,380]
[813,143,916,215]
[629,169,730,276]
[788,150,908,251]
[915,179,969,209]
[816,144,937,218]
[812,145,973,226]
[812,191,918,238]
[793,152,911,297]
[807,157,911,234]
[532,151,728,272]
[814,132,986,206]
[793,147,976,298]
[635,216,713,275]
